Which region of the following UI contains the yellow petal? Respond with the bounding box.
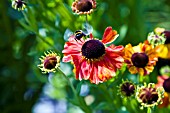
[129,66,138,74]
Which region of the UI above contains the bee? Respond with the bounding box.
[74,30,86,41]
[64,22,93,41]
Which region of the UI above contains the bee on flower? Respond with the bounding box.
[62,26,124,84]
[64,22,93,42]
[38,51,60,74]
[12,0,26,11]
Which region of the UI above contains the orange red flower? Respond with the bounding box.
[62,27,124,84]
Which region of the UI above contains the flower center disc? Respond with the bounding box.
[131,53,149,68]
[81,40,105,60]
[163,78,170,93]
[139,88,158,104]
[121,83,135,96]
[163,31,170,44]
[76,0,93,12]
[44,57,57,69]
[17,0,24,8]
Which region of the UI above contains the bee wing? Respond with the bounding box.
[82,22,93,35]
[64,29,73,41]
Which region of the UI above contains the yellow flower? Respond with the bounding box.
[124,43,158,75]
[155,44,170,59]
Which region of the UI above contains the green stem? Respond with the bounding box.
[108,72,124,89]
[147,107,152,113]
[21,11,59,53]
[57,68,92,113]
[85,15,88,23]
[36,33,60,53]
[21,11,31,25]
[57,68,77,96]
[138,75,146,84]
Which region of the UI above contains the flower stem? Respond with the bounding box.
[147,107,152,113]
[57,68,77,95]
[21,11,60,53]
[21,11,30,25]
[57,68,92,113]
[85,14,88,23]
[36,33,60,53]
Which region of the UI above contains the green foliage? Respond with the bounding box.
[1,0,170,113]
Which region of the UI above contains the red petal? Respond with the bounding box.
[104,50,124,69]
[62,40,83,62]
[89,63,101,84]
[80,61,91,80]
[98,62,115,81]
[89,33,94,39]
[62,55,72,62]
[71,55,83,80]
[107,45,124,52]
[102,27,119,44]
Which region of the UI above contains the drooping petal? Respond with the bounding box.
[71,54,83,80]
[97,60,116,82]
[62,55,72,62]
[105,46,124,69]
[89,63,101,84]
[80,61,91,80]
[102,27,119,44]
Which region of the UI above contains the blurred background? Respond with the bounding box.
[0,0,170,113]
